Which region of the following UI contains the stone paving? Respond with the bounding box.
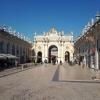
[0,63,100,100]
[59,63,100,81]
[0,65,36,78]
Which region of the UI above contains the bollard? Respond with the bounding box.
[91,69,99,80]
[94,69,99,80]
[22,65,24,70]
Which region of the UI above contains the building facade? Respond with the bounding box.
[0,28,32,64]
[32,27,74,63]
[74,13,100,69]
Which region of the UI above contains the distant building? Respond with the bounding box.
[0,28,32,64]
[74,13,100,69]
[32,27,74,63]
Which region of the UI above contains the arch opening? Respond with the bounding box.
[65,51,70,63]
[37,51,42,63]
[48,45,58,63]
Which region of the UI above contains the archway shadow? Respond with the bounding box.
[52,65,60,81]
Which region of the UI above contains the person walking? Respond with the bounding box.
[82,58,86,68]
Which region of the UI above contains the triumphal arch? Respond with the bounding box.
[32,27,74,63]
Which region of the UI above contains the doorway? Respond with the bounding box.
[48,45,58,63]
[37,51,42,63]
[65,51,70,63]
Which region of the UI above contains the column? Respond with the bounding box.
[95,35,99,69]
[58,43,60,63]
[45,43,48,61]
[34,43,37,63]
[60,43,62,61]
[95,49,99,69]
[43,43,46,62]
[61,43,64,62]
[95,38,98,69]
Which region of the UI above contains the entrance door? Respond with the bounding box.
[37,52,42,63]
[48,45,58,63]
[65,51,70,63]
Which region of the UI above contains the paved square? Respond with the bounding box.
[0,64,100,100]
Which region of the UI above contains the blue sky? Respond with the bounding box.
[0,0,100,38]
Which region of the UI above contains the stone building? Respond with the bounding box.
[74,13,100,69]
[32,27,74,63]
[0,27,32,64]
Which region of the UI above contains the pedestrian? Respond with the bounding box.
[82,59,85,68]
[57,60,58,64]
[60,60,62,65]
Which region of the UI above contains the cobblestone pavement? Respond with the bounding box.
[0,63,100,100]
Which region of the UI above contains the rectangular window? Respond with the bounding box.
[0,41,4,53]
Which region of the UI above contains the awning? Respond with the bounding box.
[6,54,18,59]
[0,54,18,59]
[0,54,7,59]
